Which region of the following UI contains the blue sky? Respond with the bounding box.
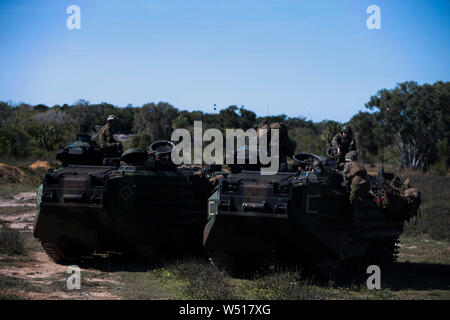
[0,0,449,122]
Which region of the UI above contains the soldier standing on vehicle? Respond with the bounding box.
[331,125,356,164]
[336,151,369,238]
[255,121,296,166]
[98,115,123,156]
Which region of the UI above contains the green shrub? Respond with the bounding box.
[253,271,322,300]
[170,258,236,300]
[0,126,31,158]
[0,224,25,255]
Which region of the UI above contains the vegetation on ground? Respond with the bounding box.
[121,233,449,300]
[402,175,450,241]
[0,224,25,255]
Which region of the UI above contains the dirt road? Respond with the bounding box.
[0,192,121,300]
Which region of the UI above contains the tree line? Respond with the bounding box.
[0,81,448,174]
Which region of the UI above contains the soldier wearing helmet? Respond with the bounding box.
[98,115,123,156]
[312,159,323,173]
[340,151,369,238]
[331,125,356,164]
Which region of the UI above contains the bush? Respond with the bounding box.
[0,127,31,158]
[170,258,236,300]
[253,271,322,300]
[0,224,25,255]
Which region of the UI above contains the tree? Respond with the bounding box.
[349,112,385,163]
[219,106,241,129]
[238,107,257,130]
[366,81,450,169]
[319,120,342,147]
[0,126,31,158]
[133,102,179,142]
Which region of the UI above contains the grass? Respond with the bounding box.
[163,258,237,300]
[0,274,40,299]
[0,160,50,198]
[397,234,450,265]
[114,232,450,300]
[123,259,331,300]
[245,271,326,300]
[401,175,450,241]
[0,184,37,199]
[0,224,25,255]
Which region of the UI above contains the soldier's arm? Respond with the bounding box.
[333,168,344,176]
[98,128,107,147]
[342,163,351,186]
[332,134,343,156]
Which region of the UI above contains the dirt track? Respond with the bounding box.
[0,251,120,299]
[0,192,120,300]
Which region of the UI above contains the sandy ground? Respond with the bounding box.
[0,192,121,300]
[0,252,120,299]
[0,192,36,208]
[0,192,36,229]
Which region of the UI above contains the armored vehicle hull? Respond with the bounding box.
[34,163,213,262]
[204,164,416,276]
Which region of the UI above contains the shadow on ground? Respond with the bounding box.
[70,252,205,274]
[382,261,450,291]
[73,253,450,292]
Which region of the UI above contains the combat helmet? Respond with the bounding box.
[345,151,358,162]
[106,115,119,123]
[312,159,323,172]
[342,125,353,136]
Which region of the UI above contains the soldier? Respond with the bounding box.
[98,115,122,156]
[255,121,296,166]
[312,159,323,174]
[338,151,369,237]
[331,125,356,164]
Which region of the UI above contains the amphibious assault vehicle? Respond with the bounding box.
[203,153,421,276]
[34,140,217,262]
[35,129,420,278]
